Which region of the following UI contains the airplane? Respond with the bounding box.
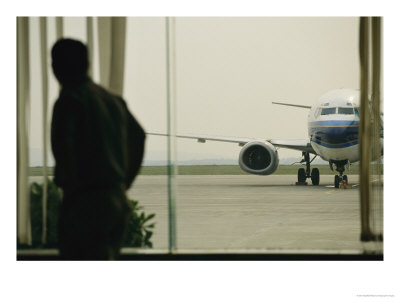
[149,88,382,188]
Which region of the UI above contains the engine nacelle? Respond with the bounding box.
[239,141,279,175]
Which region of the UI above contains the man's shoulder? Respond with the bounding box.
[57,79,128,112]
[88,81,126,104]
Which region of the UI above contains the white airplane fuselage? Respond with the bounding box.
[307,89,360,163]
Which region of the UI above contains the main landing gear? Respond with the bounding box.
[330,160,349,188]
[297,152,320,185]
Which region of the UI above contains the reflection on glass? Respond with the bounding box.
[321,107,337,115]
[338,107,355,115]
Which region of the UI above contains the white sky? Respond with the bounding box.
[28,16,359,164]
[130,17,359,162]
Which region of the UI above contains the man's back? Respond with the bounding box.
[51,78,145,193]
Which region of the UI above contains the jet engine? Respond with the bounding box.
[238,141,279,175]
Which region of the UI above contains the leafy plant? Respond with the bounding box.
[29,179,62,248]
[27,180,155,249]
[123,199,156,248]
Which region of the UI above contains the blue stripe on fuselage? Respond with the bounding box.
[311,138,359,148]
[309,120,359,127]
[308,120,359,148]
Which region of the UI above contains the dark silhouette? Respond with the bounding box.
[50,38,145,260]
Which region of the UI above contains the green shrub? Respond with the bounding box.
[123,200,156,248]
[30,180,62,248]
[28,180,155,249]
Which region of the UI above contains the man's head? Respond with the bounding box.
[51,38,89,84]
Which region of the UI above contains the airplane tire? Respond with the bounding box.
[311,168,320,185]
[334,175,340,188]
[298,168,306,183]
[343,175,348,184]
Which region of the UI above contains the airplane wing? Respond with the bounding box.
[148,132,316,154]
[148,132,255,146]
[268,139,316,154]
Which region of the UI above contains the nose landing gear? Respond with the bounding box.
[331,160,349,188]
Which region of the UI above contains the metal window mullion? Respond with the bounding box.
[109,17,126,95]
[86,17,94,78]
[97,17,112,89]
[17,17,32,245]
[56,17,63,40]
[40,17,49,245]
[97,17,126,96]
[371,17,383,237]
[359,17,373,241]
[166,17,177,253]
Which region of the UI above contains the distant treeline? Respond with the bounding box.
[138,164,362,175]
[28,165,362,176]
[29,167,55,176]
[29,164,375,176]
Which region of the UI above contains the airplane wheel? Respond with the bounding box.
[298,168,306,183]
[334,175,340,188]
[311,168,320,185]
[343,175,348,184]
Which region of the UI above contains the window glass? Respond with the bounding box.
[321,107,336,115]
[338,107,354,115]
[19,16,378,257]
[124,17,169,250]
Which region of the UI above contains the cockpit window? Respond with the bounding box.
[354,108,360,117]
[338,107,354,115]
[320,107,336,115]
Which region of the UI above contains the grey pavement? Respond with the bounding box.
[28,174,382,254]
[127,175,382,253]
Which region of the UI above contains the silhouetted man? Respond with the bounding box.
[50,38,145,260]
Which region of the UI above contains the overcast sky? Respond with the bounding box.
[28,17,359,164]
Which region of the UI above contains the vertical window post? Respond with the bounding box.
[359,17,372,241]
[40,16,49,245]
[359,17,383,243]
[165,17,177,253]
[17,17,31,245]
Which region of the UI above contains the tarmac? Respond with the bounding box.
[127,174,382,253]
